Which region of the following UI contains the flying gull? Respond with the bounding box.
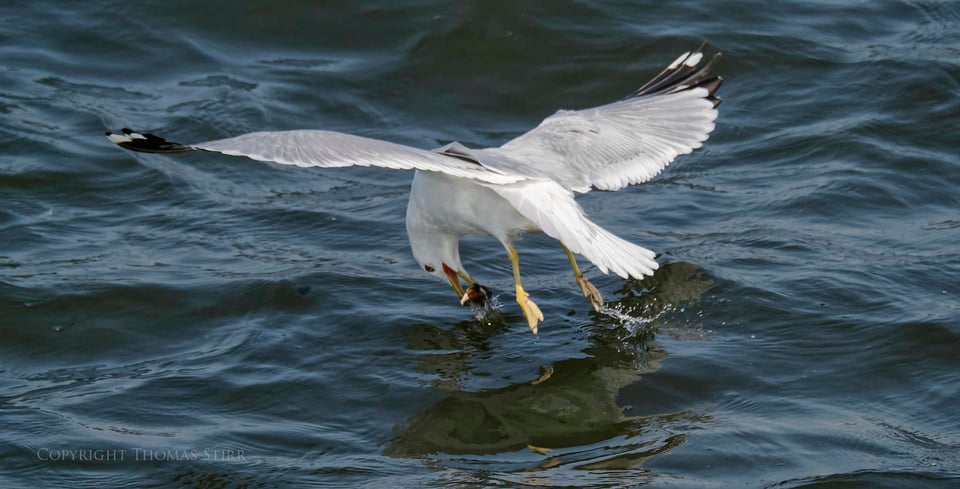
[107,49,723,334]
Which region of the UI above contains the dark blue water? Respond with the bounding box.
[2,1,958,487]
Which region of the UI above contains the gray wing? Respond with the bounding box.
[107,129,525,185]
[488,50,723,193]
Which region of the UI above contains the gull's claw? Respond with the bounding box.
[516,286,543,334]
[576,274,604,312]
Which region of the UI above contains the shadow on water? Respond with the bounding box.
[385,263,715,482]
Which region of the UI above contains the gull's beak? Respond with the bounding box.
[442,263,464,299]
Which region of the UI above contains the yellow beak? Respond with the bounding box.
[442,263,464,299]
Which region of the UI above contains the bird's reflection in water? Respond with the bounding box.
[387,262,714,478]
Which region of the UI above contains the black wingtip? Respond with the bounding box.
[627,47,724,100]
[695,75,724,107]
[106,128,194,153]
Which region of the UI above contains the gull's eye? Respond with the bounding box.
[424,265,436,273]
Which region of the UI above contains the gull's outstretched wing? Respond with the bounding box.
[492,50,723,193]
[107,129,525,185]
[488,179,658,279]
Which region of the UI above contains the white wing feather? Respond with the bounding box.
[193,130,526,185]
[496,88,718,193]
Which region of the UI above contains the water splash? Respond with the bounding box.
[469,294,504,324]
[598,302,667,341]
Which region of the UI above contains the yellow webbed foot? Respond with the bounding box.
[576,274,604,312]
[516,286,543,334]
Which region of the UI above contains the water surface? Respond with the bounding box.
[1,1,958,487]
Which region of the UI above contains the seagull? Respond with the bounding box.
[108,49,722,334]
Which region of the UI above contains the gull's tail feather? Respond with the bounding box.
[490,180,659,280]
[572,219,659,280]
[106,128,194,153]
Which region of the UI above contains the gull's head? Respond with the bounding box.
[409,231,464,283]
[409,234,469,300]
[411,244,456,283]
[418,262,446,281]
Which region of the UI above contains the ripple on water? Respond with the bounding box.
[2,1,960,487]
